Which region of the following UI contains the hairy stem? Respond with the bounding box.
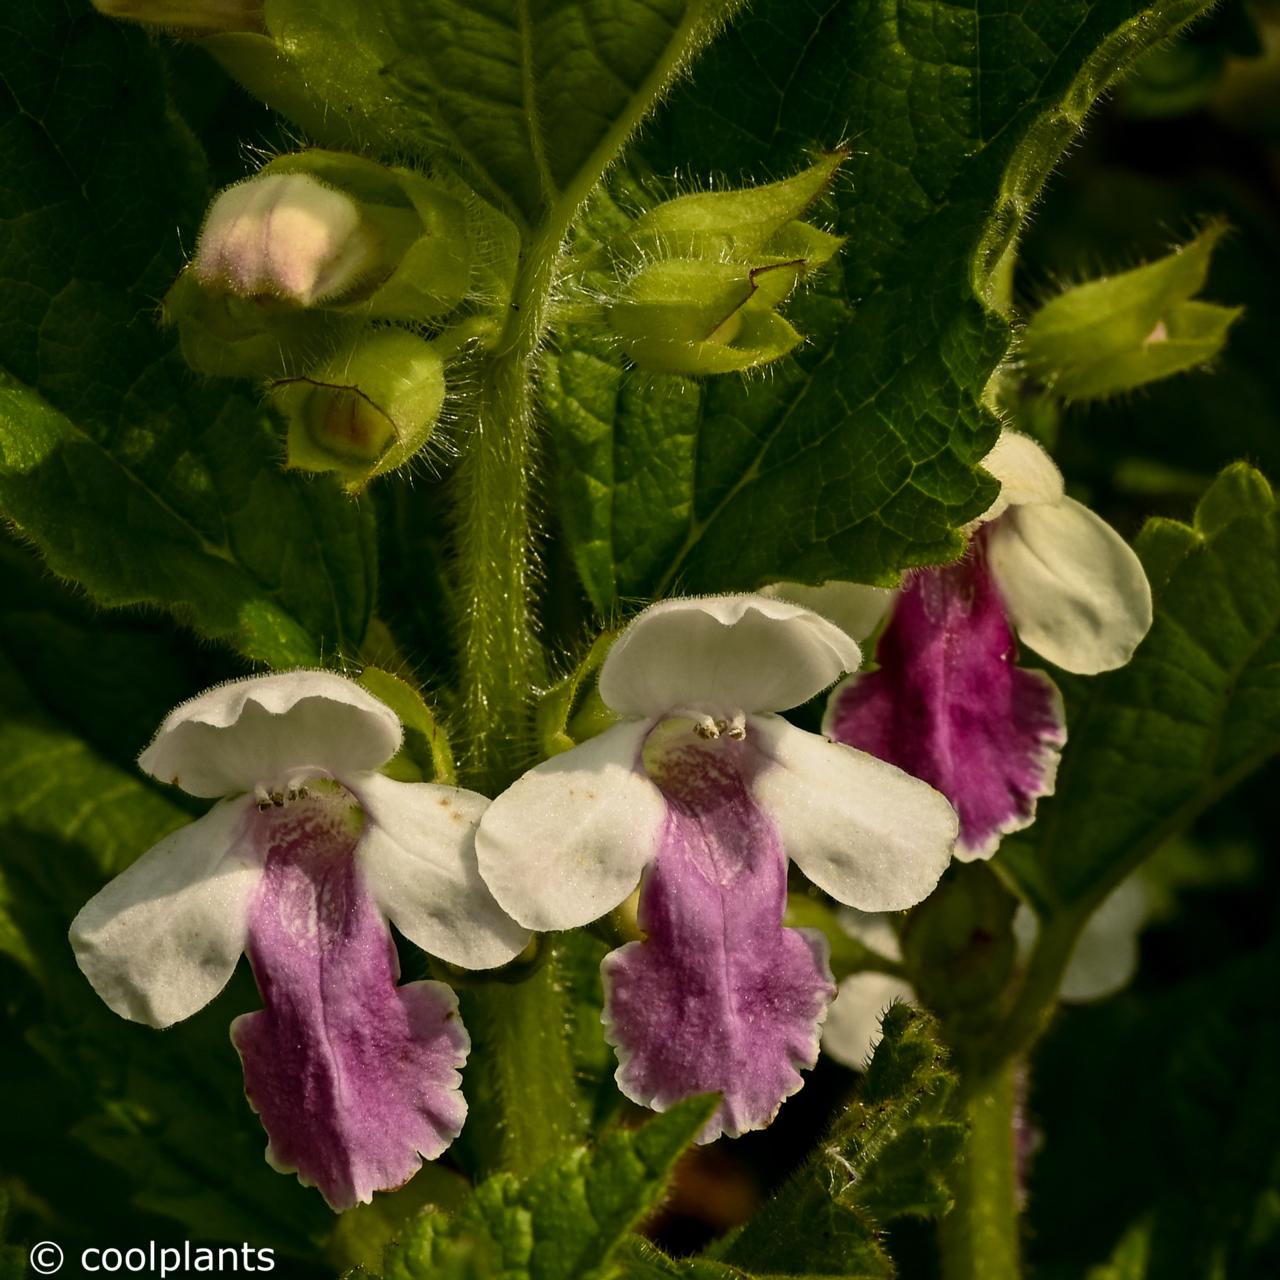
[939,1062,1022,1280]
[456,946,587,1178]
[449,0,742,1176]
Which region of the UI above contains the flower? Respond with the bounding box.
[815,430,1152,860]
[193,173,382,306]
[823,878,1150,1068]
[475,596,958,1141]
[69,671,529,1210]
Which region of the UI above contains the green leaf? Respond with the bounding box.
[1029,934,1280,1278]
[999,463,1280,912]
[383,1096,718,1280]
[0,1,376,667]
[376,0,737,227]
[613,1237,746,1280]
[712,1005,964,1277]
[358,666,458,784]
[544,0,1215,612]
[210,0,737,231]
[0,1191,24,1280]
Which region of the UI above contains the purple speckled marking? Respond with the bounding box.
[231,787,468,1210]
[828,531,1066,858]
[603,735,834,1142]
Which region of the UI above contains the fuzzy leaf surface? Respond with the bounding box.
[383,1097,717,1280]
[0,1,376,667]
[545,0,1215,611]
[711,1005,964,1277]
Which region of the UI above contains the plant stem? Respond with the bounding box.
[456,945,587,1178]
[973,908,1084,1078]
[939,1061,1023,1280]
[447,0,740,1179]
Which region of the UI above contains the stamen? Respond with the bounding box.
[692,714,721,740]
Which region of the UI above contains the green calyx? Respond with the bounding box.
[610,257,811,374]
[272,329,447,490]
[1019,222,1242,401]
[601,152,846,375]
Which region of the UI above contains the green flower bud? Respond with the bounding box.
[164,270,345,378]
[91,0,264,33]
[623,150,847,263]
[271,331,446,490]
[1019,223,1242,401]
[257,152,477,320]
[610,258,807,375]
[168,150,499,379]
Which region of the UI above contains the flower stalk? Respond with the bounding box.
[939,1061,1022,1280]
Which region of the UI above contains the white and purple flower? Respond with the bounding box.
[474,596,959,1142]
[804,430,1152,860]
[69,671,529,1210]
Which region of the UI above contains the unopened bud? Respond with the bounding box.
[610,258,806,375]
[92,0,264,34]
[194,173,383,307]
[1020,223,1241,401]
[272,331,446,489]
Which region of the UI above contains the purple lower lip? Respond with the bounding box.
[231,789,468,1209]
[603,736,834,1141]
[828,531,1065,858]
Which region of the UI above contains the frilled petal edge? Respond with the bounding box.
[351,772,531,969]
[69,798,260,1028]
[750,716,957,912]
[599,595,860,719]
[988,497,1153,674]
[475,720,667,932]
[139,670,403,798]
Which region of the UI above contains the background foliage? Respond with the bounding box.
[1,0,1278,1277]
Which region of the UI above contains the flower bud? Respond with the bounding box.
[1019,223,1241,401]
[194,172,385,307]
[91,0,264,32]
[610,258,806,375]
[272,331,446,489]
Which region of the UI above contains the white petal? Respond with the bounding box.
[759,581,896,642]
[750,716,957,911]
[1014,877,1149,1003]
[474,721,667,931]
[837,908,903,963]
[988,498,1153,674]
[351,772,531,970]
[822,971,917,1069]
[977,429,1065,524]
[140,670,403,798]
[69,799,260,1028]
[599,595,861,719]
